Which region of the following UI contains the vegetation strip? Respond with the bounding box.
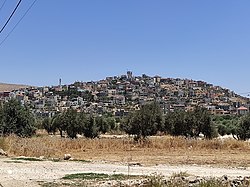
[11,157,43,161]
[1,99,250,141]
[48,172,250,187]
[62,173,137,180]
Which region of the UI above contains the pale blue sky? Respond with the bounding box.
[0,1,250,95]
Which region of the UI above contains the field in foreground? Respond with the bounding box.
[0,156,249,187]
[1,135,250,167]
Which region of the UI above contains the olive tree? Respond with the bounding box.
[121,102,164,141]
[0,99,36,137]
[236,114,250,140]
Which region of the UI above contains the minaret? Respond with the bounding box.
[59,78,62,90]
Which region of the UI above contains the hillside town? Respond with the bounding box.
[0,72,249,118]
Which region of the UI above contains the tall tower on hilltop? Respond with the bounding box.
[59,78,62,88]
[127,71,133,80]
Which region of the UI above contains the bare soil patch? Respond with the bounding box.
[0,157,250,187]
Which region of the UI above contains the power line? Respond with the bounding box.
[0,0,38,47]
[0,0,22,34]
[0,0,7,13]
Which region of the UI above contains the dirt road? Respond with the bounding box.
[0,157,249,186]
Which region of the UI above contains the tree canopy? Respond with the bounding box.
[164,107,217,139]
[235,114,250,140]
[0,99,36,137]
[121,102,164,140]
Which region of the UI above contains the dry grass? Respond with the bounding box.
[1,135,250,167]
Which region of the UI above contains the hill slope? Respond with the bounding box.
[0,83,29,92]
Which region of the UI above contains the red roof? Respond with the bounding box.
[237,106,248,110]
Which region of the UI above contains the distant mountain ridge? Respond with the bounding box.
[0,83,30,92]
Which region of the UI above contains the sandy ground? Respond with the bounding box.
[0,157,249,187]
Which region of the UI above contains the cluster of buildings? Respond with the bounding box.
[0,71,249,118]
